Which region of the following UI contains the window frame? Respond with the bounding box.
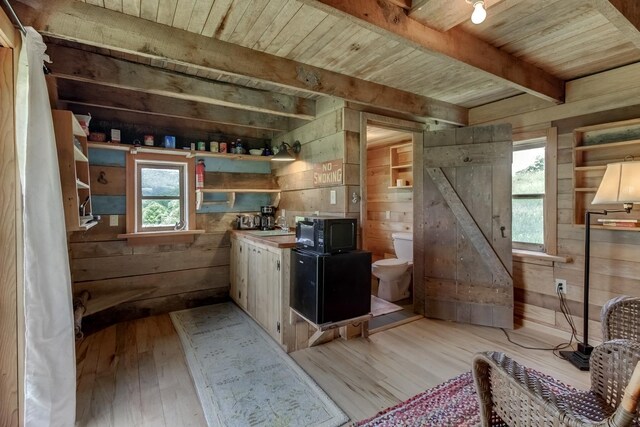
[512,128,558,255]
[125,152,196,235]
[136,162,186,232]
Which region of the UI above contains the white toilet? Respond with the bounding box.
[371,232,413,302]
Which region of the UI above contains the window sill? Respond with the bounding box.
[117,229,205,246]
[512,249,572,264]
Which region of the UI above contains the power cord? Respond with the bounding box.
[500,288,580,360]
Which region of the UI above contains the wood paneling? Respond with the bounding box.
[0,46,19,427]
[274,105,359,221]
[365,142,413,261]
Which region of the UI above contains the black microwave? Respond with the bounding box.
[295,217,357,254]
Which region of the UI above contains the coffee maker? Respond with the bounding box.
[260,205,276,230]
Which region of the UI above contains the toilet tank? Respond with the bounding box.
[392,232,413,261]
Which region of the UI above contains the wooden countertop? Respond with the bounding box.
[231,230,296,249]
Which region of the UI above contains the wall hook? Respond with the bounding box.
[97,171,108,184]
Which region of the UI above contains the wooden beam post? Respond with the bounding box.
[14,0,467,125]
[304,0,565,104]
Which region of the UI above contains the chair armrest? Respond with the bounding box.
[591,340,640,411]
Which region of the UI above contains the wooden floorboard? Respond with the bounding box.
[76,311,590,426]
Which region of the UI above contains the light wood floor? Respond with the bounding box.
[75,312,590,426]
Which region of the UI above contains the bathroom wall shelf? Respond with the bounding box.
[389,142,413,188]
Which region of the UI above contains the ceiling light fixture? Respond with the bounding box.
[466,0,487,25]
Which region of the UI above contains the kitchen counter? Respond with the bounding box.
[230,230,296,248]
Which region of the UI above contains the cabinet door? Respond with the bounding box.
[263,250,283,342]
[230,240,249,310]
[250,248,282,343]
[230,238,238,303]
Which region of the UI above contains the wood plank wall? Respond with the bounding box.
[365,142,413,262]
[470,62,640,342]
[273,99,361,224]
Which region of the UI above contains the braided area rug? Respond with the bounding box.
[355,367,583,427]
[354,372,480,427]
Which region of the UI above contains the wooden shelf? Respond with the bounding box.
[74,145,89,162]
[574,224,640,232]
[196,188,281,209]
[389,142,413,188]
[574,138,640,151]
[88,141,273,162]
[76,179,90,190]
[573,118,640,228]
[53,110,98,232]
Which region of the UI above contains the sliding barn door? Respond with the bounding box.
[419,124,513,329]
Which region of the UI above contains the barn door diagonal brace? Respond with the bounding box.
[426,167,512,286]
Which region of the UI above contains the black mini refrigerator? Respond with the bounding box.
[291,249,371,324]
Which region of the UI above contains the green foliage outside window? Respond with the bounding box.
[512,148,545,246]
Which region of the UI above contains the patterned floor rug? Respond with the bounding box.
[170,303,349,427]
[355,372,480,427]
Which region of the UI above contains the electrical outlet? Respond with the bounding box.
[330,190,337,205]
[555,278,567,294]
[385,211,390,220]
[109,215,118,227]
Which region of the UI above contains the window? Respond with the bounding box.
[137,163,185,231]
[512,140,545,251]
[511,128,557,254]
[125,153,195,235]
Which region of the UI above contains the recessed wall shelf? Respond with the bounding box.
[573,118,640,229]
[389,142,413,188]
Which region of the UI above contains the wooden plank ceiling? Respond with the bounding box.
[13,0,640,129]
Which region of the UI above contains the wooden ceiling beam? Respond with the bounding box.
[14,0,467,125]
[304,0,565,104]
[46,45,316,121]
[588,0,640,49]
[57,80,300,132]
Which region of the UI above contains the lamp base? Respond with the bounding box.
[560,343,593,371]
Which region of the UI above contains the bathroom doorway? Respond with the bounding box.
[359,114,424,333]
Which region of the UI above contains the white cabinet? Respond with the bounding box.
[230,234,288,346]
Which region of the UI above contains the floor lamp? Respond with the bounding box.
[561,160,640,371]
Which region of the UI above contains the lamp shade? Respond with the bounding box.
[271,144,295,162]
[592,161,640,205]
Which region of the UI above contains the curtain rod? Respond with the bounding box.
[2,0,27,35]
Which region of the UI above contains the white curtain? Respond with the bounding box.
[16,28,76,426]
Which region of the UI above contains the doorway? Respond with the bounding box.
[359,114,424,333]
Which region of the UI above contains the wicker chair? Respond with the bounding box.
[473,340,640,427]
[601,296,640,342]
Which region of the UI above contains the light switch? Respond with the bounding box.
[385,211,390,220]
[330,190,337,205]
[109,215,118,226]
